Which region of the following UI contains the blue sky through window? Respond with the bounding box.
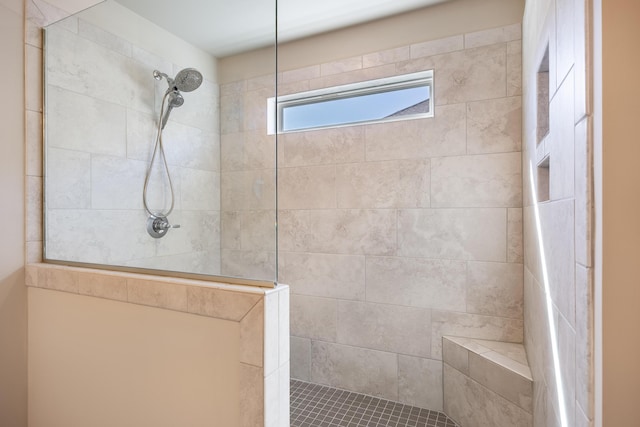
[282,85,430,131]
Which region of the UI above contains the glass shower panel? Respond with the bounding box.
[43,0,277,285]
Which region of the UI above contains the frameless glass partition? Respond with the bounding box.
[43,0,277,286]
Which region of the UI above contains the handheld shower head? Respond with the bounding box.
[153,68,202,129]
[173,68,203,92]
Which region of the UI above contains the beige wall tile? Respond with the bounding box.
[310,341,398,401]
[467,97,522,154]
[186,285,261,321]
[243,87,271,132]
[220,249,276,281]
[240,210,276,252]
[127,279,188,312]
[365,257,466,311]
[467,262,524,319]
[221,132,244,172]
[290,295,337,342]
[221,211,241,250]
[444,364,533,427]
[397,208,507,261]
[363,46,410,67]
[27,241,43,263]
[26,45,42,112]
[410,35,464,59]
[26,176,43,243]
[507,42,523,96]
[336,159,430,208]
[46,148,90,209]
[281,65,320,83]
[77,272,127,302]
[26,111,43,177]
[337,301,431,357]
[575,264,593,419]
[37,265,79,293]
[290,337,311,381]
[574,117,592,267]
[320,56,362,76]
[239,299,264,367]
[398,356,443,410]
[309,64,396,90]
[443,338,470,375]
[464,23,522,48]
[365,104,466,161]
[279,126,365,167]
[239,363,263,427]
[468,352,533,412]
[431,153,522,208]
[279,165,336,209]
[431,310,523,359]
[279,209,396,255]
[243,131,275,171]
[278,252,365,301]
[220,92,243,134]
[508,208,524,263]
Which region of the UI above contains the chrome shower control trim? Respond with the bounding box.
[146,215,180,239]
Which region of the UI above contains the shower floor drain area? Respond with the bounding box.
[290,380,458,427]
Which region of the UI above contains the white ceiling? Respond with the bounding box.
[115,0,448,57]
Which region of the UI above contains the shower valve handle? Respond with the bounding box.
[146,216,180,238]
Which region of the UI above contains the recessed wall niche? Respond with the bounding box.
[536,46,550,145]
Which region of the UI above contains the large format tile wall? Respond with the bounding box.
[219,75,277,281]
[38,3,221,274]
[522,0,594,426]
[276,24,524,410]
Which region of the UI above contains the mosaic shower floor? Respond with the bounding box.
[290,380,459,427]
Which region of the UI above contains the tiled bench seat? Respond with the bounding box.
[442,336,533,427]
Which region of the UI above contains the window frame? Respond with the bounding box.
[268,70,434,134]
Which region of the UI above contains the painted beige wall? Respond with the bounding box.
[601,0,640,423]
[0,0,27,426]
[219,0,524,82]
[28,287,240,427]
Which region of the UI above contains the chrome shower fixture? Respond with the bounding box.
[153,68,203,129]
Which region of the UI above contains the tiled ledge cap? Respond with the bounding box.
[443,335,533,415]
[25,263,280,322]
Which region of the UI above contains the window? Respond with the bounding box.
[269,70,433,133]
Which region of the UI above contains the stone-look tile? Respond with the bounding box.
[26,176,42,242]
[444,364,533,427]
[575,265,593,419]
[431,153,522,208]
[78,19,132,57]
[279,209,396,256]
[290,295,337,342]
[221,170,276,211]
[127,279,188,312]
[310,341,398,401]
[337,301,431,357]
[573,0,588,121]
[508,208,524,263]
[523,268,549,388]
[549,70,575,201]
[443,337,470,375]
[264,369,280,427]
[523,206,543,280]
[221,132,244,172]
[281,65,320,84]
[277,80,311,96]
[363,46,410,67]
[244,87,272,132]
[240,299,264,368]
[91,155,148,210]
[26,111,43,176]
[533,379,549,427]
[576,403,593,427]
[221,211,241,250]
[320,56,362,76]
[468,352,533,413]
[246,74,275,92]
[46,85,127,157]
[398,356,443,410]
[336,159,430,208]
[264,292,279,375]
[407,44,506,106]
[475,339,530,369]
[411,35,464,59]
[220,92,243,134]
[464,23,522,48]
[37,265,79,293]
[397,208,507,262]
[46,148,91,209]
[308,64,396,91]
[467,262,524,319]
[187,285,261,321]
[555,0,575,83]
[161,123,220,172]
[220,80,244,97]
[180,168,220,211]
[278,252,365,301]
[25,264,39,288]
[279,126,364,167]
[243,131,275,171]
[240,363,263,427]
[539,200,576,326]
[238,210,276,252]
[365,257,466,311]
[431,311,523,359]
[220,249,276,282]
[290,337,311,381]
[27,241,43,263]
[556,311,577,427]
[278,288,290,367]
[507,41,523,96]
[26,45,42,112]
[77,272,127,302]
[575,117,592,267]
[279,165,336,209]
[365,104,466,161]
[155,211,220,258]
[467,97,522,154]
